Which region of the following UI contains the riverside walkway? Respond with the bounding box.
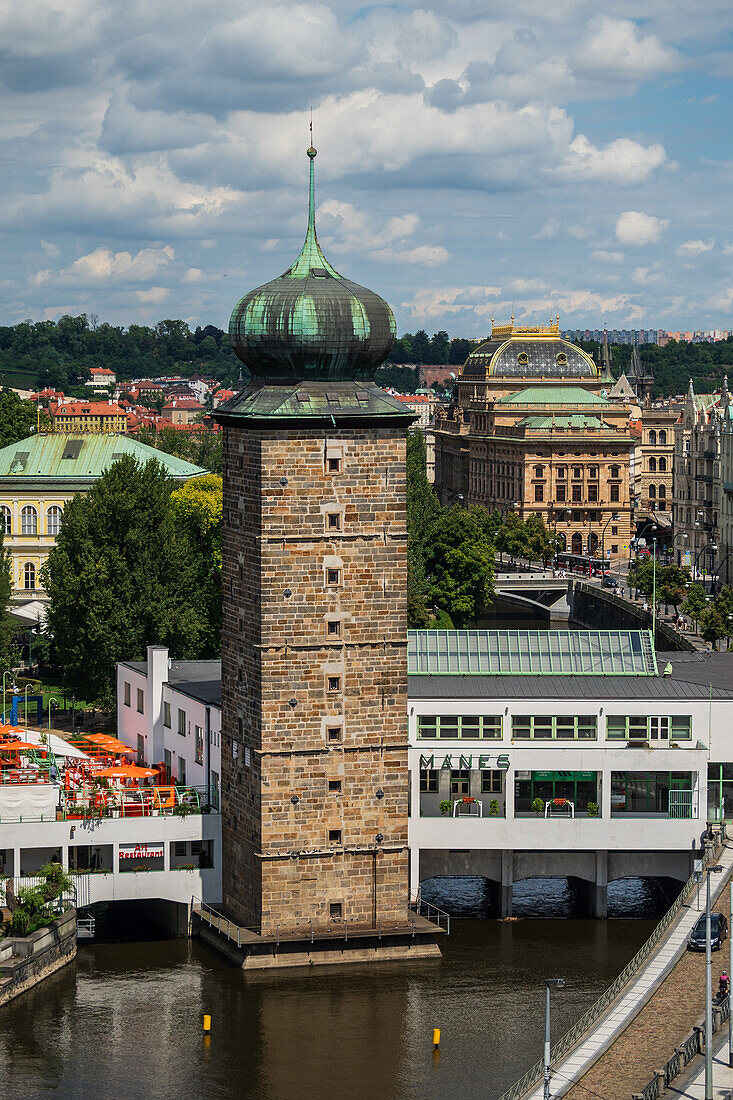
[500,839,733,1100]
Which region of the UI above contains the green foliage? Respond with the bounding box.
[586,802,599,817]
[531,797,545,817]
[406,430,441,627]
[700,586,733,649]
[579,336,733,399]
[425,506,496,627]
[9,863,71,936]
[41,455,211,709]
[0,388,45,447]
[388,330,483,366]
[0,316,240,390]
[628,560,691,609]
[374,365,420,391]
[488,799,500,817]
[439,800,452,816]
[682,582,708,625]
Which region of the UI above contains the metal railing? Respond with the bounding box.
[410,890,451,933]
[193,897,244,948]
[496,841,725,1100]
[0,873,76,911]
[633,999,730,1100]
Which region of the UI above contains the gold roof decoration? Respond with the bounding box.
[490,316,561,340]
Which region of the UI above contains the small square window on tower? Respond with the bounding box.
[327,725,342,743]
[327,619,341,637]
[326,567,341,586]
[328,779,342,793]
[328,830,342,845]
[327,456,341,473]
[329,902,343,919]
[327,511,341,530]
[327,675,341,693]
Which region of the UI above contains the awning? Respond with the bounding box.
[9,600,47,627]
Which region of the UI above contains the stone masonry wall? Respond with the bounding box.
[221,423,410,935]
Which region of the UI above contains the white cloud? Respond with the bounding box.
[591,250,625,264]
[556,135,666,184]
[615,211,669,247]
[136,287,169,303]
[40,240,59,257]
[371,245,449,266]
[676,238,715,256]
[534,218,560,240]
[183,267,204,283]
[34,245,175,287]
[576,17,681,81]
[632,266,666,286]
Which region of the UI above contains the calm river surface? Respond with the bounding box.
[0,878,665,1100]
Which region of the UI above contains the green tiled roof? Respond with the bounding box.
[408,629,657,676]
[497,386,610,406]
[0,433,206,482]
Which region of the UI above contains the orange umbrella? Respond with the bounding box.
[0,740,37,751]
[95,764,158,779]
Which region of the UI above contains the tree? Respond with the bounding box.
[41,456,209,709]
[627,559,656,599]
[0,389,40,447]
[700,604,729,650]
[406,431,440,626]
[682,582,708,629]
[425,506,496,626]
[522,513,555,565]
[657,565,691,614]
[170,474,223,653]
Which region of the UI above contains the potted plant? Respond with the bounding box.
[488,799,500,817]
[439,799,452,816]
[531,796,545,817]
[586,802,599,817]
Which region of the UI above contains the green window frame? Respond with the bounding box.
[420,769,438,793]
[606,715,692,740]
[417,715,502,739]
[511,715,597,740]
[481,769,503,793]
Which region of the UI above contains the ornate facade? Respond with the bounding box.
[434,320,635,560]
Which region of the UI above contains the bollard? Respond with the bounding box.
[432,1028,440,1048]
[203,1014,212,1033]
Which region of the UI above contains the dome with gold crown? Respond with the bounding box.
[229,147,396,382]
[462,318,598,381]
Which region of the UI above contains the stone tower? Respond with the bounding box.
[213,146,420,947]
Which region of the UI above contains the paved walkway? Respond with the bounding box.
[523,843,733,1100]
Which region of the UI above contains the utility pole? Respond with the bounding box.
[543,978,565,1100]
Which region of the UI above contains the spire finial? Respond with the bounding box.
[306,116,317,237]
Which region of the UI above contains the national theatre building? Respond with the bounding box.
[434,319,634,560]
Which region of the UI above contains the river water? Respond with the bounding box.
[0,607,666,1099]
[0,878,665,1100]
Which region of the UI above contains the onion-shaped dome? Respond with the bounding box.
[229,147,396,382]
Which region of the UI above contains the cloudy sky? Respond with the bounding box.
[2,0,733,336]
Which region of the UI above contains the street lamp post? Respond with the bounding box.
[651,532,658,642]
[47,697,58,734]
[600,511,620,573]
[543,978,566,1100]
[705,862,723,1100]
[2,670,16,725]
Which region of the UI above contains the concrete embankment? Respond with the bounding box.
[0,909,77,1007]
[571,582,698,652]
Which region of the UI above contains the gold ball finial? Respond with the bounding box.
[307,146,317,159]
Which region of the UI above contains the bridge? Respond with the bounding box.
[494,572,572,620]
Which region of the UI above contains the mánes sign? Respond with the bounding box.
[419,753,510,771]
[119,844,164,860]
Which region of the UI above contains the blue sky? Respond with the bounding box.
[2,1,733,336]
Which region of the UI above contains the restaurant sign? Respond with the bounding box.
[419,753,510,771]
[119,843,164,861]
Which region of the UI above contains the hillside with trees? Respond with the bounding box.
[579,336,733,397]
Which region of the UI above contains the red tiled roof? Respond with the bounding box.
[89,367,115,376]
[51,401,127,417]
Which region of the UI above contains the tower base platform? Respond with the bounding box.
[193,906,443,971]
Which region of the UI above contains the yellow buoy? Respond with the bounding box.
[432,1028,440,1048]
[203,1014,212,1033]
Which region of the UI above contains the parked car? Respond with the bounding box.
[637,548,651,558]
[688,912,728,952]
[602,575,618,589]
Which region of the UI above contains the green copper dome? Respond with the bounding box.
[229,147,396,382]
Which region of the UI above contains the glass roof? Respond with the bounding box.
[407,630,657,677]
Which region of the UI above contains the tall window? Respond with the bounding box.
[534,484,544,502]
[21,506,37,535]
[136,688,144,714]
[23,562,36,590]
[556,484,566,501]
[649,485,656,499]
[163,701,171,727]
[572,484,582,502]
[648,430,657,445]
[195,725,204,765]
[534,465,544,478]
[0,506,10,535]
[658,484,666,499]
[610,465,620,479]
[649,457,657,473]
[610,485,620,502]
[658,457,667,473]
[46,506,62,536]
[659,430,667,445]
[178,708,186,736]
